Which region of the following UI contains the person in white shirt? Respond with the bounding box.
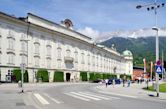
[105,79,109,87]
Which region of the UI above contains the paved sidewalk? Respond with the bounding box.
[0,84,35,109]
[0,82,90,109]
[0,83,67,109]
[96,82,166,101]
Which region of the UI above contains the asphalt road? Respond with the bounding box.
[25,83,166,109]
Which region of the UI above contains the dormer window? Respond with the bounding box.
[61,19,73,29]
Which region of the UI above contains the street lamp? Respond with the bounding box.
[136,0,165,97]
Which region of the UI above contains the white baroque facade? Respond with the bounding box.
[0,12,133,82]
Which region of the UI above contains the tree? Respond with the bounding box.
[80,71,88,81]
[12,68,29,82]
[54,71,64,82]
[37,69,49,82]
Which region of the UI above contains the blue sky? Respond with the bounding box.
[0,0,165,38]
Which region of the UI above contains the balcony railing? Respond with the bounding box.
[7,48,15,54]
[7,33,15,39]
[46,54,51,59]
[34,52,40,58]
[20,50,28,56]
[64,56,74,62]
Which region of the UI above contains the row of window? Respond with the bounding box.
[0,29,126,72]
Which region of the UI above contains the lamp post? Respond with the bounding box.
[136,0,165,97]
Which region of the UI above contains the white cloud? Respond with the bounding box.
[77,27,166,43]
[77,27,100,40]
[77,27,112,42]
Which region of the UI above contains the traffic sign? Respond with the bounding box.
[155,65,162,74]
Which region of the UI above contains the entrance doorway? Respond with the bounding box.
[66,73,71,82]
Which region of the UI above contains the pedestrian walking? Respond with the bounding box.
[112,79,115,88]
[123,74,126,87]
[127,79,131,87]
[105,79,108,88]
[122,79,125,87]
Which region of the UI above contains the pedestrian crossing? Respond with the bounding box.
[33,93,63,105]
[32,91,120,105]
[64,91,120,102]
[34,93,50,105]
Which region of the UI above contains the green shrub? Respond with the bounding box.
[24,70,29,83]
[126,75,132,79]
[120,74,131,80]
[37,69,49,82]
[54,70,64,82]
[80,71,88,81]
[12,69,21,82]
[12,68,29,82]
[107,73,117,79]
[95,73,102,79]
[89,72,103,81]
[89,73,95,81]
[102,73,107,79]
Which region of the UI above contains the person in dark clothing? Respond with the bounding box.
[123,79,125,87]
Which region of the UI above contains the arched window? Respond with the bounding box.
[47,58,51,68]
[7,29,15,50]
[8,38,15,50]
[66,49,71,57]
[92,54,95,66]
[0,32,1,49]
[34,57,39,67]
[57,60,61,68]
[47,46,51,56]
[96,55,98,66]
[57,48,61,59]
[46,41,52,56]
[0,53,1,64]
[74,50,78,63]
[34,43,40,54]
[8,53,15,65]
[81,52,85,64]
[21,55,27,64]
[87,53,90,65]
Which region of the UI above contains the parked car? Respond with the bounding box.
[92,79,103,83]
[115,79,121,84]
[108,79,121,85]
[108,79,113,85]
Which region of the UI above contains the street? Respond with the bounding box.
[0,83,166,109]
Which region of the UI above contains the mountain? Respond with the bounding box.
[96,28,166,43]
[101,36,166,66]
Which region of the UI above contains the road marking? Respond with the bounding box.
[43,93,63,104]
[98,91,138,99]
[78,92,110,100]
[34,93,49,105]
[65,93,90,101]
[70,92,101,100]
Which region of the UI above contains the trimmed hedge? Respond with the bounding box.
[102,73,107,79]
[12,69,21,82]
[95,73,102,80]
[89,72,117,81]
[107,73,117,79]
[120,74,131,80]
[12,68,29,82]
[24,70,29,83]
[37,69,49,82]
[80,71,88,81]
[89,72,103,81]
[126,75,132,79]
[54,71,64,82]
[89,73,95,81]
